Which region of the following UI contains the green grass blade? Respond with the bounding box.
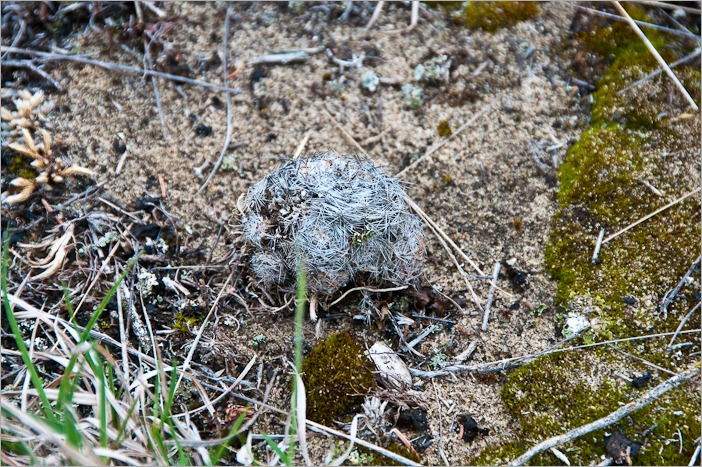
[86,348,108,450]
[57,252,140,412]
[160,359,178,431]
[62,406,83,449]
[293,253,307,375]
[262,432,292,466]
[61,282,76,325]
[152,360,162,421]
[1,231,58,425]
[79,253,140,342]
[288,250,307,461]
[149,424,170,464]
[209,409,248,466]
[114,397,140,446]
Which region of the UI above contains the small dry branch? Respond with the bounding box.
[509,366,700,465]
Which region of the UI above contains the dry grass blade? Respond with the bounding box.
[291,365,312,466]
[509,366,700,465]
[611,1,699,111]
[0,398,103,465]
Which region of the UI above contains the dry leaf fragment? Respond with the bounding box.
[366,341,412,390]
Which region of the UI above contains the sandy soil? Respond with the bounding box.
[3,2,592,464]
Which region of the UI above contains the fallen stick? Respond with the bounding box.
[509,366,700,466]
[481,262,501,331]
[409,329,700,378]
[1,46,240,94]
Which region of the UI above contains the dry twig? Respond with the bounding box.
[197,7,235,195]
[1,46,240,94]
[509,366,700,465]
[660,255,701,318]
[481,262,501,331]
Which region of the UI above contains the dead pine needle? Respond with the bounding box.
[668,302,701,350]
[619,48,702,95]
[396,102,493,178]
[611,1,699,111]
[293,132,312,160]
[602,188,701,244]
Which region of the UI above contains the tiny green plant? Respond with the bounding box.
[285,249,308,462]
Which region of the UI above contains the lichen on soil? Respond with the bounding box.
[1,2,699,466]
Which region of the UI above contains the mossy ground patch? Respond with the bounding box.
[488,6,701,466]
[301,331,377,425]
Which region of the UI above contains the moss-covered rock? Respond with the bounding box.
[301,331,377,425]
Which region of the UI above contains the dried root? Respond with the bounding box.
[0,90,54,141]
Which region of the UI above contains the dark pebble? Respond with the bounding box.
[397,408,429,432]
[631,372,651,389]
[604,430,641,465]
[195,124,213,136]
[457,414,489,442]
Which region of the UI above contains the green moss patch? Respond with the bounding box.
[5,154,38,180]
[573,4,650,58]
[494,352,699,466]
[547,123,700,340]
[489,6,701,466]
[451,2,540,32]
[301,331,377,425]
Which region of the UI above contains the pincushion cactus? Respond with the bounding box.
[242,151,425,299]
